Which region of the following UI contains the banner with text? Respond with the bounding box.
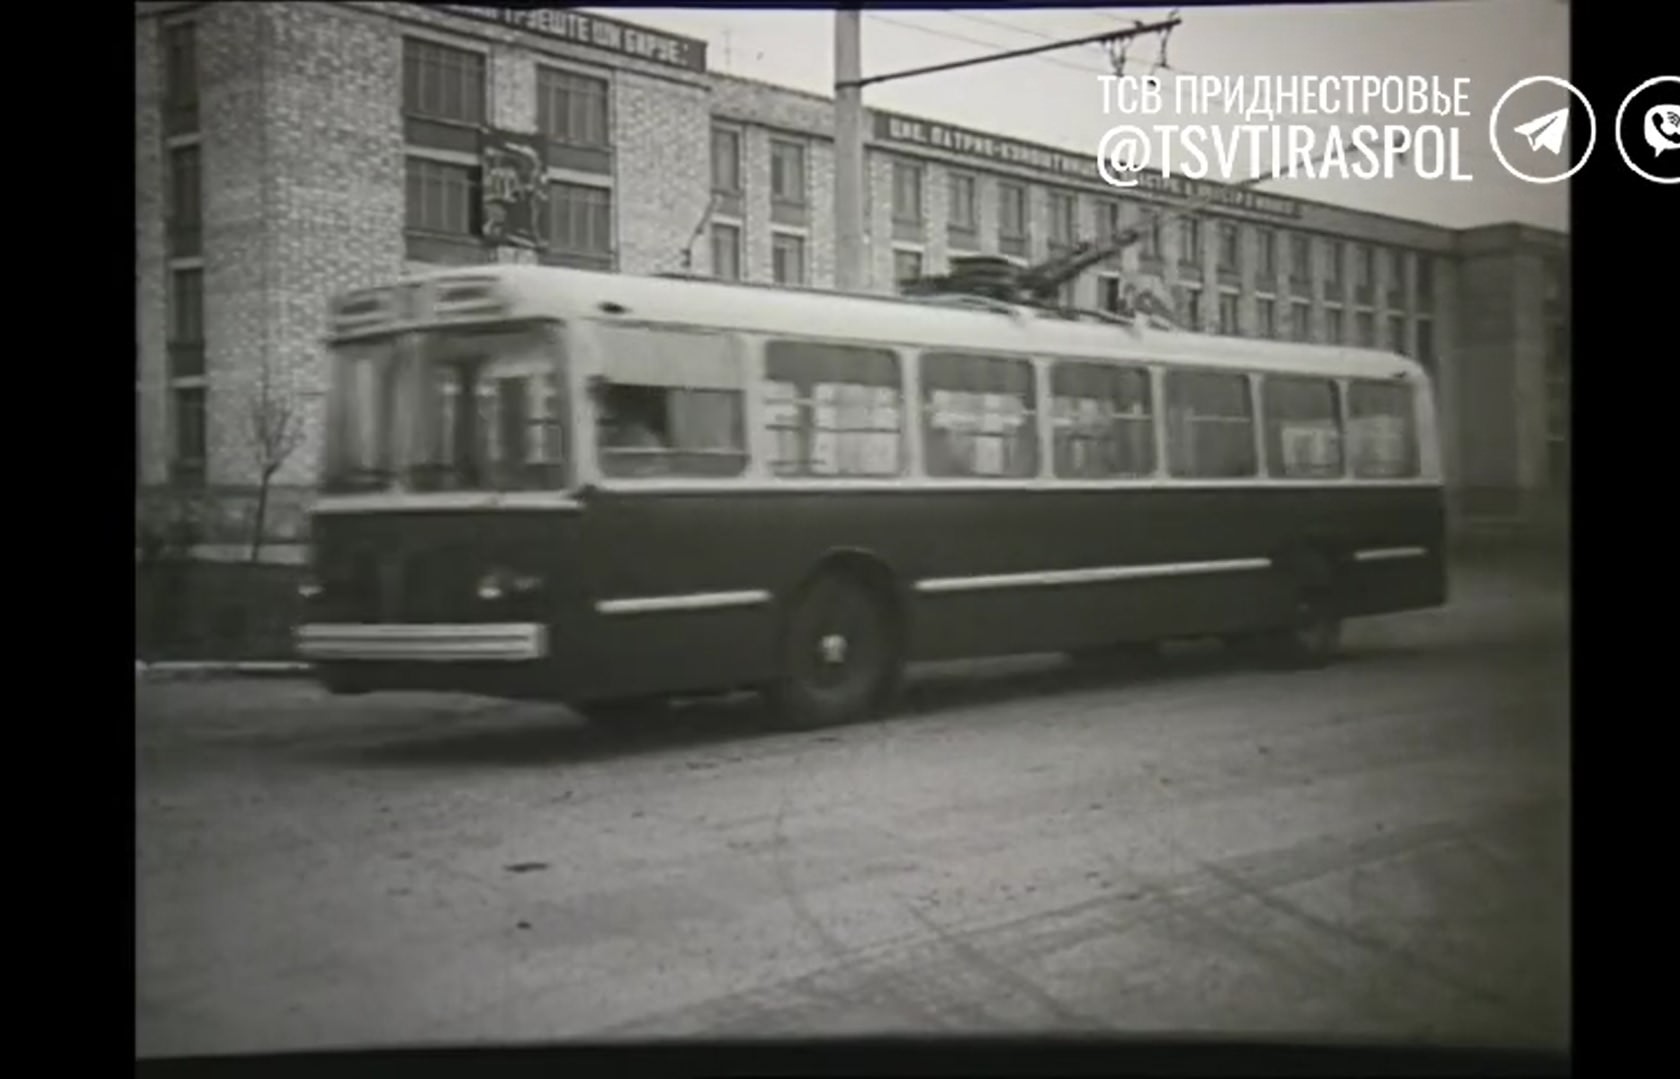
[871,111,1302,220]
[441,5,707,72]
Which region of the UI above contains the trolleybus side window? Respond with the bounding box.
[764,340,903,477]
[1049,360,1155,479]
[1261,375,1344,479]
[1164,369,1258,479]
[1347,380,1420,479]
[918,352,1039,479]
[591,322,747,479]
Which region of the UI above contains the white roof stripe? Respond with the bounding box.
[363,265,1430,383]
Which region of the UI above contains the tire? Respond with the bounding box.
[582,695,668,723]
[317,664,372,696]
[1067,640,1160,670]
[767,572,901,730]
[1259,585,1342,669]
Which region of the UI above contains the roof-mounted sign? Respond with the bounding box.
[441,5,708,73]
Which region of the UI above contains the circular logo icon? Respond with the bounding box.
[1488,75,1597,185]
[1615,75,1680,184]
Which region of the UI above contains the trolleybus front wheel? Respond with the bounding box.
[316,664,373,696]
[767,572,901,730]
[1254,589,1342,669]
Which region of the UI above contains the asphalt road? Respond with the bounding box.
[135,564,1569,1057]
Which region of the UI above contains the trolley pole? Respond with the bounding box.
[833,7,866,293]
[831,13,1180,296]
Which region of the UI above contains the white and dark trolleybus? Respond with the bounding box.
[295,263,1446,728]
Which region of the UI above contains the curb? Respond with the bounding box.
[137,661,311,682]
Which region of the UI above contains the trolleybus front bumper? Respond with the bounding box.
[294,623,548,663]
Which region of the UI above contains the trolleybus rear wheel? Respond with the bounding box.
[768,572,899,730]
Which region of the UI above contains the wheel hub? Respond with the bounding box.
[818,633,849,666]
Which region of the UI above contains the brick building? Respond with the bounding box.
[135,2,1569,558]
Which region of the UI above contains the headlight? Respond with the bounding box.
[477,570,543,601]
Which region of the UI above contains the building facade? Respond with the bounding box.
[135,2,1569,556]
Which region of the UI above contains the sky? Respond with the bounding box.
[598,1,1571,232]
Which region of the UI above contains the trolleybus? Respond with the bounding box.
[295,264,1446,727]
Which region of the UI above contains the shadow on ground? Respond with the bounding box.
[301,621,1561,773]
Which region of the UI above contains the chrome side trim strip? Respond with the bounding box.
[294,623,547,662]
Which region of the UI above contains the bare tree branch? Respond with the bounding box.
[246,361,306,561]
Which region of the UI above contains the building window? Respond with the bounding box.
[1179,217,1202,265]
[1417,256,1436,309]
[167,144,201,258]
[764,341,904,477]
[999,183,1028,255]
[1048,191,1077,250]
[1291,301,1310,342]
[168,269,205,379]
[1099,276,1122,313]
[1165,369,1257,478]
[919,352,1039,478]
[948,173,977,229]
[538,67,609,148]
[1355,245,1375,288]
[1182,284,1202,328]
[892,161,923,224]
[893,249,923,287]
[1102,201,1122,239]
[1547,437,1569,493]
[1141,216,1163,260]
[405,157,480,238]
[1388,314,1407,354]
[1217,222,1240,272]
[772,232,805,285]
[711,127,742,193]
[771,140,806,206]
[1545,323,1569,490]
[1356,311,1375,347]
[1543,256,1566,312]
[162,21,198,135]
[1388,249,1406,305]
[1050,361,1155,478]
[1262,376,1343,478]
[1257,297,1276,338]
[1416,316,1436,373]
[1218,292,1240,335]
[171,385,207,487]
[1348,381,1420,479]
[1289,233,1310,280]
[1325,240,1345,285]
[1325,307,1344,343]
[545,181,613,267]
[402,38,487,127]
[1257,230,1277,280]
[710,223,740,281]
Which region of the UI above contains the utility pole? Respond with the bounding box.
[833,7,865,293]
[830,13,1182,296]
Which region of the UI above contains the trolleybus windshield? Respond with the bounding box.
[322,321,568,495]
